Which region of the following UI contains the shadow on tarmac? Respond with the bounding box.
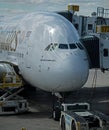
[1,85,109,118]
[21,86,109,115]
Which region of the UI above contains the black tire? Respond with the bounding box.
[71,120,76,130]
[53,108,61,121]
[61,116,65,130]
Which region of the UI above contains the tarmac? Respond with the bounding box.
[0,69,109,130]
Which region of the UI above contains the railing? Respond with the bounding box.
[97,7,109,18]
[0,73,23,88]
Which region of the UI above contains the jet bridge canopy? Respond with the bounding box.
[80,35,100,69]
[81,31,109,71]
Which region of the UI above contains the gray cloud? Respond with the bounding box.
[0,0,108,16]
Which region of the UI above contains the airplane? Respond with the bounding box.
[0,11,89,93]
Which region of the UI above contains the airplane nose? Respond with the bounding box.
[59,53,89,91]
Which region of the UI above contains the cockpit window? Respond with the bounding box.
[45,42,84,51]
[69,44,77,49]
[58,44,68,49]
[76,43,84,50]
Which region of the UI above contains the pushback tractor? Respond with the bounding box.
[60,103,109,130]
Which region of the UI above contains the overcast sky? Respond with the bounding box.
[0,0,109,16]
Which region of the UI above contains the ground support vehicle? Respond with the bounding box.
[60,103,109,130]
[0,98,28,114]
[0,68,29,115]
[53,102,90,121]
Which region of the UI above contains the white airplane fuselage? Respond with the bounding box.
[0,12,89,92]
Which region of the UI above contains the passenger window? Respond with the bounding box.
[69,44,77,49]
[58,44,68,49]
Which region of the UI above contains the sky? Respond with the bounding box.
[0,0,109,16]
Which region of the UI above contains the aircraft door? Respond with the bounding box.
[100,37,109,70]
[23,31,33,69]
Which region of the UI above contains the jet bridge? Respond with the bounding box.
[81,25,109,72]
